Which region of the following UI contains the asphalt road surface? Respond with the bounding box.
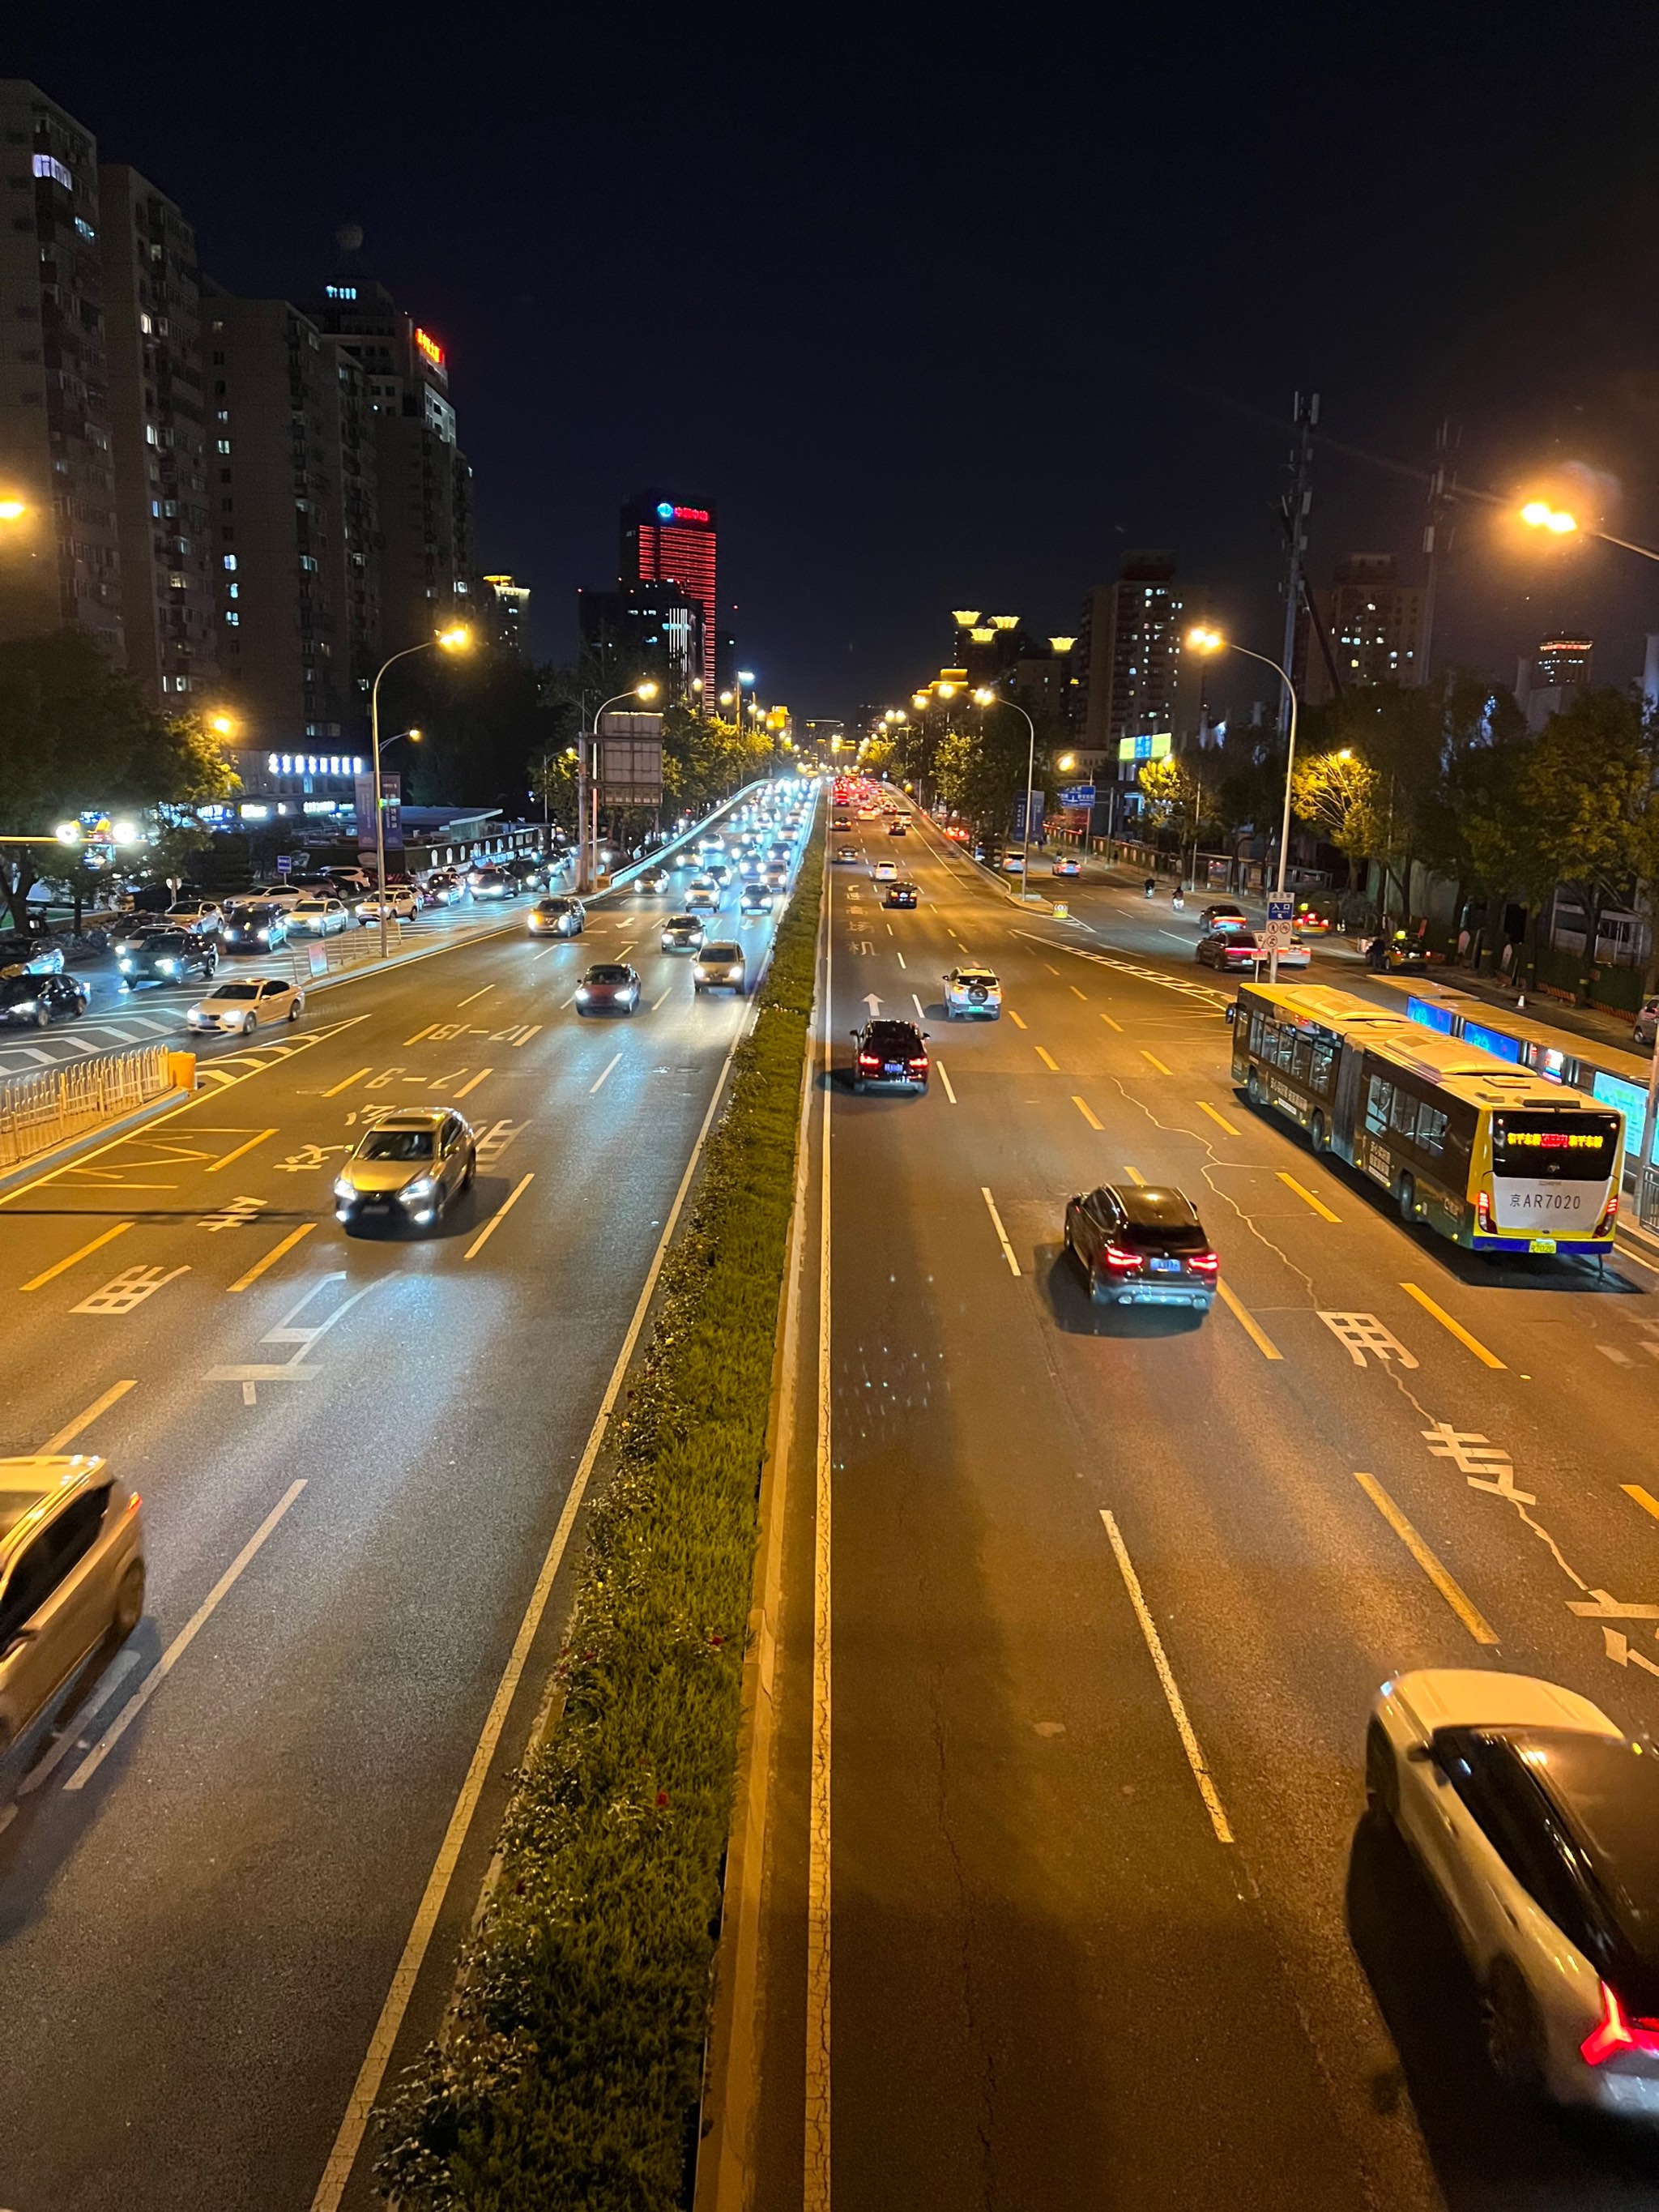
[0,796,807,2212]
[746,811,1659,2211]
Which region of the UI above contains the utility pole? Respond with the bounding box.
[1419,417,1459,685]
[1276,391,1318,896]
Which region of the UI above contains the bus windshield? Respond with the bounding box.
[1491,1112,1620,1181]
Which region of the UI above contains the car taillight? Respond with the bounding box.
[908,1057,928,1071]
[1189,1251,1219,1272]
[1596,1194,1618,1235]
[1476,1190,1494,1233]
[1581,1982,1659,2065]
[859,1053,879,1067]
[1102,1245,1142,1270]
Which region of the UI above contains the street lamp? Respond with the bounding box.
[1519,497,1659,563]
[0,497,26,523]
[973,685,1040,900]
[1187,625,1299,980]
[369,626,471,955]
[582,681,659,890]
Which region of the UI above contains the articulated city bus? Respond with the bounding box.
[1232,983,1624,1256]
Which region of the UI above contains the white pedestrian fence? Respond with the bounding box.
[0,1044,175,1172]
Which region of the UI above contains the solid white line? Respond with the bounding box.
[463,1172,534,1261]
[805,883,833,2212]
[589,1051,622,1095]
[936,1061,957,1105]
[981,1185,1021,1275]
[66,1480,307,1791]
[1099,1510,1233,1843]
[310,916,766,2212]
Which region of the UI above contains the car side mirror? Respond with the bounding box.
[1405,1740,1435,1765]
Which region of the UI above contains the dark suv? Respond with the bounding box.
[1064,1183,1218,1310]
[222,902,288,954]
[850,1018,930,1094]
[117,929,217,989]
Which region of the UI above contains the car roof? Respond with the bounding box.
[865,1017,921,1039]
[951,966,998,980]
[1106,1184,1200,1227]
[1392,1668,1618,1738]
[702,941,742,956]
[372,1108,447,1131]
[0,1454,106,1548]
[586,963,633,977]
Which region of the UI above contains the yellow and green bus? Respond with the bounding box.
[1232,982,1623,1256]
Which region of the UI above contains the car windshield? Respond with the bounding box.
[703,944,741,961]
[588,966,630,982]
[1520,1729,1659,1984]
[539,899,571,913]
[143,933,188,950]
[360,1128,435,1161]
[208,984,260,1001]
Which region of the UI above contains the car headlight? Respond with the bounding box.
[333,1175,356,1202]
[118,957,134,971]
[158,959,177,973]
[576,987,591,1000]
[401,1176,437,1204]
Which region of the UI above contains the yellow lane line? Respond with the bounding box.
[980,1186,1021,1276]
[322,1065,372,1099]
[1073,1095,1103,1131]
[39,1378,137,1454]
[1123,1164,1146,1184]
[1215,1279,1282,1360]
[1035,1046,1059,1071]
[1007,1009,1027,1031]
[1354,1471,1499,1645]
[1400,1282,1507,1370]
[205,1127,278,1175]
[1625,1484,1659,1524]
[22,1220,131,1292]
[453,1067,493,1099]
[1197,1099,1240,1137]
[1141,1049,1172,1075]
[1099,1011,1124,1033]
[404,1023,439,1046]
[464,1172,535,1262]
[228,1223,316,1294]
[1069,984,1088,1001]
[1277,1170,1341,1223]
[510,1024,543,1048]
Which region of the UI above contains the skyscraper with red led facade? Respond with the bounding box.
[621,490,717,700]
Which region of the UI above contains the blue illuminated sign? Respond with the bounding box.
[655,501,675,520]
[1461,1020,1523,1064]
[1592,1070,1646,1164]
[1406,997,1454,1035]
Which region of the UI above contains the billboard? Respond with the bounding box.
[354,771,403,864]
[1011,790,1045,841]
[595,711,663,804]
[1118,732,1172,762]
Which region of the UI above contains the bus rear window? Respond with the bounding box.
[1492,1112,1619,1179]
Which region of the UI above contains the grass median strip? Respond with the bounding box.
[375,827,825,2212]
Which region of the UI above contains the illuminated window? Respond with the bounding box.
[326,284,357,301]
[32,153,71,187]
[224,611,239,626]
[75,216,94,240]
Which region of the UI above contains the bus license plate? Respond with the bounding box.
[1529,1236,1557,1253]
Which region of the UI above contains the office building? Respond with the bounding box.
[1074,553,1183,777]
[203,291,371,746]
[481,571,530,658]
[309,267,473,655]
[578,579,705,701]
[0,82,122,650]
[621,489,717,697]
[1518,635,1593,732]
[1295,553,1424,705]
[98,164,217,705]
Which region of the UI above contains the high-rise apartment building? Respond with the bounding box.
[98,164,216,705]
[1074,553,1183,774]
[308,269,473,655]
[0,83,122,650]
[203,292,372,745]
[621,490,717,697]
[1518,634,1593,733]
[481,572,530,658]
[578,579,705,700]
[1295,553,1424,705]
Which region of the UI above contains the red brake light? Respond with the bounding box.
[1597,1194,1618,1235]
[1189,1251,1219,1272]
[1476,1191,1494,1233]
[1581,1982,1659,2065]
[908,1057,928,1070]
[858,1053,879,1067]
[1102,1245,1142,1269]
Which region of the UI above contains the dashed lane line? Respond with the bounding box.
[1035,1046,1060,1071]
[1214,1279,1283,1360]
[1006,1009,1027,1030]
[322,1065,371,1098]
[228,1223,316,1295]
[1069,985,1088,1001]
[1099,1010,1124,1033]
[1196,1100,1240,1138]
[463,1172,535,1262]
[1625,1484,1659,1524]
[981,1186,1021,1275]
[22,1221,131,1292]
[589,1052,622,1095]
[453,1067,493,1100]
[1401,1282,1507,1371]
[1123,1164,1146,1184]
[1277,1170,1341,1224]
[1354,1471,1499,1645]
[1100,1512,1233,1844]
[1073,1095,1103,1131]
[1140,1048,1172,1075]
[936,1061,957,1105]
[204,1128,278,1176]
[39,1377,137,1454]
[456,986,494,1009]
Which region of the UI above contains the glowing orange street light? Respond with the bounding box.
[1520,500,1578,536]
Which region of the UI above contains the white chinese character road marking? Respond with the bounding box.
[198,1194,271,1232]
[1421,1422,1536,1504]
[1603,1629,1659,1678]
[1567,1590,1659,1621]
[1319,1312,1419,1369]
[72,1264,190,1315]
[273,1142,348,1174]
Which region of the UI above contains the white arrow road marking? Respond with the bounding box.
[204,1274,380,1403]
[862,993,884,1014]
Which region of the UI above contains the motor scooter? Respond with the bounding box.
[1171,888,1186,912]
[1143,878,1157,899]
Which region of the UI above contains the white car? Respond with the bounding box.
[943,966,1002,1019]
[1002,852,1026,874]
[356,886,420,923]
[166,899,225,933]
[186,976,304,1034]
[288,896,350,936]
[1051,855,1081,878]
[1368,1669,1659,2119]
[872,860,898,882]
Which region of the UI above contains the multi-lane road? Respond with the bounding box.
[0,800,805,2212]
[745,813,1659,2210]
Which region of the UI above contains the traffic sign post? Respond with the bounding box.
[1261,896,1295,952]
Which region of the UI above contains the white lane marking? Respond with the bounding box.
[456,985,494,1008]
[895,951,906,969]
[15,1649,142,1802]
[66,1480,308,1791]
[589,1051,622,1095]
[453,1066,493,1100]
[1099,1510,1234,1843]
[936,1061,957,1105]
[463,1172,535,1262]
[39,1377,137,1453]
[312,936,765,2212]
[652,986,673,1010]
[911,993,927,1021]
[981,1186,1021,1275]
[805,891,833,2212]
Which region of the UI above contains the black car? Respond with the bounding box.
[887,819,907,836]
[0,971,88,1027]
[882,880,919,909]
[1064,1184,1218,1310]
[850,1018,930,1094]
[117,929,217,989]
[222,902,289,954]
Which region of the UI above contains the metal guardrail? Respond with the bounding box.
[0,1044,175,1172]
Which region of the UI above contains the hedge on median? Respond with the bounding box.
[375,818,823,2211]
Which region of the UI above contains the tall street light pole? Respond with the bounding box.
[370,626,471,959]
[973,688,1038,902]
[1186,627,1299,982]
[582,683,659,892]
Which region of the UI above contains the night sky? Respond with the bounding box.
[15,3,1659,725]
